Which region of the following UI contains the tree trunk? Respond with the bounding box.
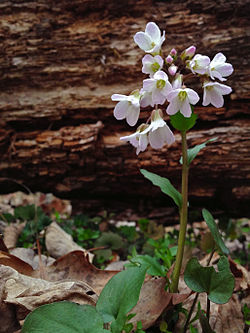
[0,0,249,221]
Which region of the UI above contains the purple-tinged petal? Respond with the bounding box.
[154,70,168,81]
[209,89,224,108]
[152,89,166,105]
[140,92,153,107]
[166,97,180,115]
[145,22,161,43]
[186,88,200,105]
[180,99,192,117]
[166,89,180,102]
[111,94,128,101]
[202,87,211,106]
[143,78,156,91]
[114,101,128,120]
[134,32,152,51]
[126,105,140,126]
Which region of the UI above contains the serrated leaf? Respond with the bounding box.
[170,109,197,132]
[202,209,229,255]
[180,137,217,165]
[22,301,108,333]
[96,266,147,333]
[184,256,234,304]
[140,169,182,208]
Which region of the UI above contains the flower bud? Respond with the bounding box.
[181,45,196,60]
[168,64,178,76]
[166,55,173,64]
[170,48,177,56]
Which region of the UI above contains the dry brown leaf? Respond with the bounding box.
[0,251,34,276]
[10,247,55,270]
[39,250,119,295]
[45,222,94,262]
[129,276,191,330]
[229,257,250,291]
[3,222,26,249]
[1,265,97,319]
[0,235,8,252]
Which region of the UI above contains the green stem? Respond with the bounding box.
[170,130,189,293]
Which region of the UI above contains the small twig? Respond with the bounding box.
[183,293,199,333]
[36,238,46,280]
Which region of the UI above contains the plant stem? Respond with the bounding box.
[206,298,210,321]
[170,130,189,293]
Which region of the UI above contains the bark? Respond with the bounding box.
[0,0,249,220]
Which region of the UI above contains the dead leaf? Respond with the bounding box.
[130,276,191,330]
[39,250,119,295]
[0,251,34,276]
[1,265,97,320]
[229,257,250,291]
[4,222,26,249]
[10,247,55,270]
[45,222,94,262]
[0,235,8,252]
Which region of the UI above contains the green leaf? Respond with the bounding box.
[199,310,215,333]
[140,169,182,208]
[22,301,109,333]
[202,209,229,255]
[14,204,36,221]
[180,138,217,165]
[125,254,166,276]
[170,109,197,132]
[184,256,234,304]
[96,266,147,333]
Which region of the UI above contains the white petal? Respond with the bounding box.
[154,55,164,67]
[209,89,224,107]
[166,97,180,115]
[180,99,192,117]
[134,32,152,51]
[154,70,168,81]
[142,54,154,64]
[216,63,234,77]
[114,101,128,120]
[145,22,161,43]
[140,92,153,107]
[152,89,166,105]
[143,78,156,92]
[211,52,226,66]
[161,81,173,96]
[215,83,232,95]
[149,129,164,149]
[186,88,200,105]
[166,89,180,102]
[126,105,140,126]
[202,88,211,106]
[111,94,128,101]
[138,134,149,152]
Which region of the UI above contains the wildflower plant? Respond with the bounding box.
[111,22,234,294]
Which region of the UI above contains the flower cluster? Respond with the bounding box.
[111,22,233,154]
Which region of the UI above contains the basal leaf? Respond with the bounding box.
[140,169,182,208]
[184,256,234,304]
[202,209,229,255]
[170,109,197,132]
[96,266,147,333]
[22,301,108,333]
[180,137,217,165]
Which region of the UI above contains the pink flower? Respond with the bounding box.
[133,22,165,54]
[182,45,196,59]
[166,88,199,117]
[202,81,232,108]
[208,53,234,81]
